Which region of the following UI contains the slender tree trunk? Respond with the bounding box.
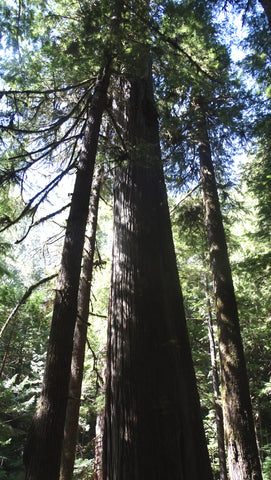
[23,66,110,480]
[197,99,262,480]
[0,320,16,379]
[204,276,228,480]
[94,411,104,480]
[60,166,104,480]
[103,63,213,480]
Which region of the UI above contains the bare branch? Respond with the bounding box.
[89,311,108,319]
[0,162,74,233]
[86,337,104,390]
[15,202,72,244]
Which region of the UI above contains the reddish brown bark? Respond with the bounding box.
[103,66,213,480]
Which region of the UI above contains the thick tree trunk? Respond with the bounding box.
[197,101,262,480]
[103,65,213,480]
[259,0,271,30]
[23,67,110,480]
[204,276,228,480]
[60,166,103,480]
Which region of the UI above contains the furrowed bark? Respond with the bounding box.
[103,64,213,480]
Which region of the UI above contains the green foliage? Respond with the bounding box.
[73,458,95,480]
[228,179,271,466]
[0,367,44,479]
[0,225,54,478]
[262,444,271,480]
[171,193,220,466]
[1,0,271,478]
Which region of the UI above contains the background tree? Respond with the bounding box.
[197,98,262,480]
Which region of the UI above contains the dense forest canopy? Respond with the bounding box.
[0,0,271,479]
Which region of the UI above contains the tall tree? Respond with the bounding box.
[196,96,263,480]
[23,65,111,480]
[204,276,228,480]
[171,195,228,479]
[103,1,213,470]
[60,166,104,480]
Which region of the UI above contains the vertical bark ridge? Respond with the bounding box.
[103,67,213,480]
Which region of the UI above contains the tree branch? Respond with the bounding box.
[0,78,96,97]
[135,12,221,83]
[170,181,202,214]
[0,273,58,340]
[0,162,74,233]
[15,202,72,244]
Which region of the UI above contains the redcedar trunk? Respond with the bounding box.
[23,67,110,480]
[197,102,262,480]
[60,166,103,480]
[103,66,213,480]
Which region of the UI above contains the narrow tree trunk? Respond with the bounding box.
[23,66,110,480]
[204,276,228,480]
[197,100,262,480]
[0,320,16,379]
[103,64,213,480]
[60,166,104,480]
[94,411,104,480]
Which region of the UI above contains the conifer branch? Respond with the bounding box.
[0,273,58,340]
[1,87,92,136]
[135,13,221,83]
[0,78,96,97]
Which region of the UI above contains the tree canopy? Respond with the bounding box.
[1,0,271,479]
